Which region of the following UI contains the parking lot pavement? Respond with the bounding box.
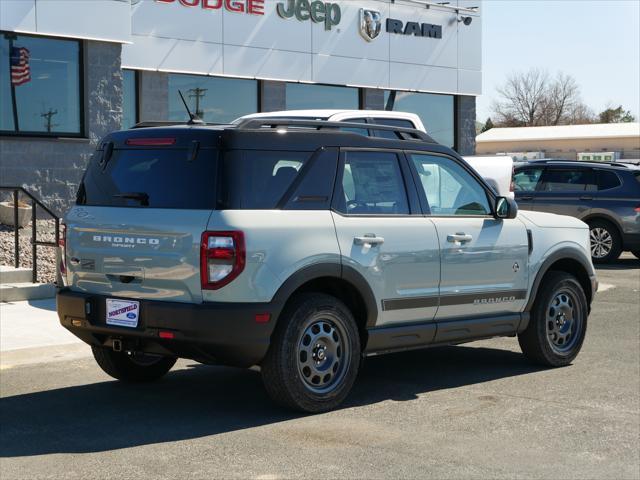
[1,255,638,480]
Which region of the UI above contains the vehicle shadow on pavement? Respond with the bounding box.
[595,257,640,271]
[0,345,543,457]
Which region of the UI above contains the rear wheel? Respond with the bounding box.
[92,346,176,382]
[261,293,361,413]
[588,219,622,263]
[518,271,588,367]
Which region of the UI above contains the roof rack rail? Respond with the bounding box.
[131,121,227,129]
[527,159,636,168]
[234,118,436,143]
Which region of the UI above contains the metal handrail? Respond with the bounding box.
[0,186,60,283]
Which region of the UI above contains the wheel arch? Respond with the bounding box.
[525,248,595,320]
[270,263,378,347]
[581,212,623,238]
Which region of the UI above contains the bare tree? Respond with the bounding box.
[493,69,549,127]
[492,69,593,127]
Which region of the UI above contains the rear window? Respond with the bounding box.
[541,168,596,192]
[78,148,217,209]
[219,150,310,209]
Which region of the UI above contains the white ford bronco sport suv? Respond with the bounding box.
[58,118,597,412]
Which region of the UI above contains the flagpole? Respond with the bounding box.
[7,36,20,132]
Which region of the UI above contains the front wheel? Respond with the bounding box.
[518,271,588,367]
[261,293,361,413]
[92,346,176,382]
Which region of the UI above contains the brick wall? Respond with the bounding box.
[0,41,122,215]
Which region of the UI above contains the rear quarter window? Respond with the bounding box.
[596,170,622,190]
[219,150,311,209]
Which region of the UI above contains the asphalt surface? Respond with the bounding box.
[1,255,639,479]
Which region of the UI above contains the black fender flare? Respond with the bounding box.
[521,247,596,331]
[270,263,379,328]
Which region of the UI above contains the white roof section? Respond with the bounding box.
[477,123,640,143]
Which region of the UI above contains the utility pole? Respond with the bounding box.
[188,87,207,118]
[41,109,59,133]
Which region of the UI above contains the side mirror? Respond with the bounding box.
[495,196,518,219]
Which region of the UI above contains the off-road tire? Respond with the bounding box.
[518,271,588,367]
[261,293,361,413]
[588,219,622,263]
[92,346,176,382]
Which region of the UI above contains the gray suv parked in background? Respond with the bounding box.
[514,160,640,263]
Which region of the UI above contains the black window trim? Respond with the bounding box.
[331,147,421,218]
[0,30,85,139]
[404,149,497,218]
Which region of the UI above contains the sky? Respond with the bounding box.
[477,0,640,123]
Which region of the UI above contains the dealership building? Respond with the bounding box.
[0,0,482,212]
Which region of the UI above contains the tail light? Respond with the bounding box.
[59,223,67,275]
[200,231,245,290]
[635,204,640,213]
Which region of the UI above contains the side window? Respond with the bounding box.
[514,167,544,192]
[220,150,309,209]
[336,151,409,215]
[541,168,596,192]
[596,170,621,191]
[371,118,414,139]
[410,154,491,216]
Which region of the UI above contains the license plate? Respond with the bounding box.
[106,299,140,328]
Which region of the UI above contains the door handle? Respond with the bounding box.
[580,195,593,200]
[447,233,473,244]
[354,235,385,246]
[519,196,533,201]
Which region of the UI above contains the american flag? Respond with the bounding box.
[10,46,31,86]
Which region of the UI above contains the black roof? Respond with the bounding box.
[101,119,452,155]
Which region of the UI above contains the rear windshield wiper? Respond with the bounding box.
[113,192,149,206]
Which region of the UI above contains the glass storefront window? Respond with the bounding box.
[122,69,137,129]
[384,91,454,148]
[286,83,359,110]
[168,74,257,124]
[1,33,81,135]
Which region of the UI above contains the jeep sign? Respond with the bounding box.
[276,0,341,30]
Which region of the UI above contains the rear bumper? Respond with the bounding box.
[57,289,280,367]
[622,233,640,252]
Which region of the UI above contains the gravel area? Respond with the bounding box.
[0,219,58,284]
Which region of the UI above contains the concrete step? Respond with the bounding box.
[0,266,33,284]
[0,282,56,302]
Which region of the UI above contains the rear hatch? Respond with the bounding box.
[65,127,221,303]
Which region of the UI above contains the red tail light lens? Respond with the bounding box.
[200,231,245,290]
[635,204,640,213]
[59,223,67,275]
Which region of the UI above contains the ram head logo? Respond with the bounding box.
[359,8,382,42]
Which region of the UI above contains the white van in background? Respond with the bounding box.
[235,110,514,198]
